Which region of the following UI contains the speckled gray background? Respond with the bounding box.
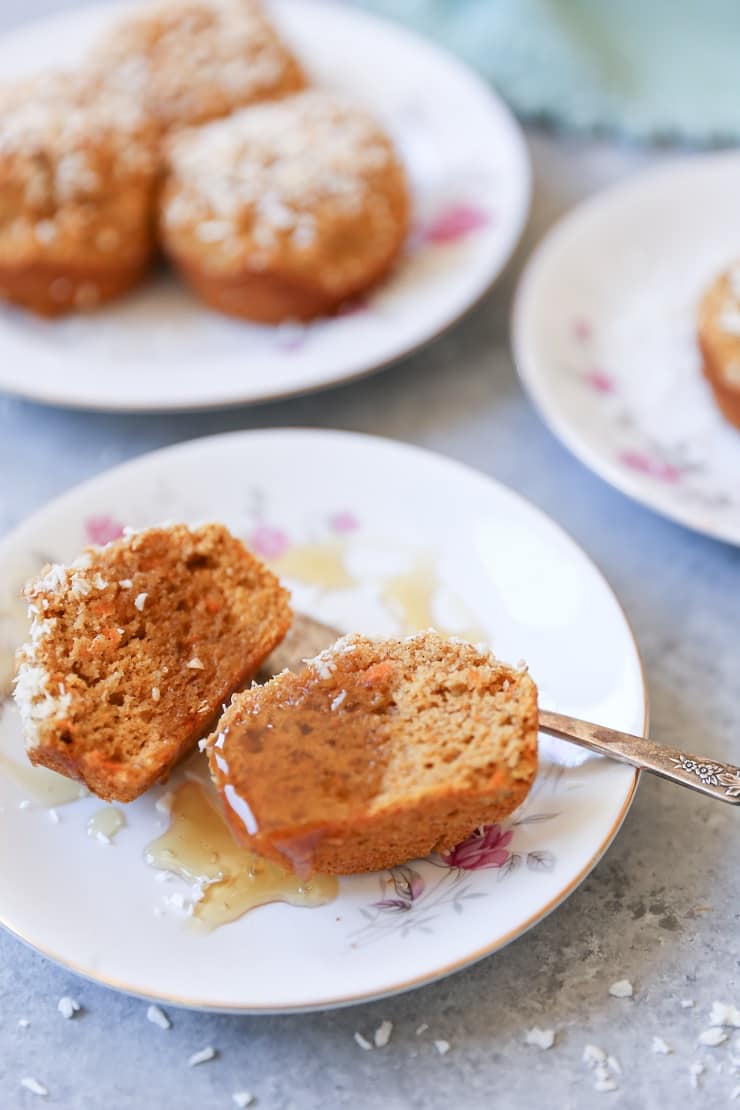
[0,3,738,1108]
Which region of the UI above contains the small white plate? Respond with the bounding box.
[0,429,644,1012]
[513,152,740,546]
[0,0,530,412]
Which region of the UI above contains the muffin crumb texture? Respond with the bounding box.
[14,523,292,802]
[207,631,538,874]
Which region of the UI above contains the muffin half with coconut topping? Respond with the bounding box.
[14,524,292,802]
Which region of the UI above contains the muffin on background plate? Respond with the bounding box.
[698,264,740,429]
[0,71,158,317]
[94,0,306,133]
[159,90,410,323]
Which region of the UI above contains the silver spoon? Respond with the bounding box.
[261,615,740,806]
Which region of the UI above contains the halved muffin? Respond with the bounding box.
[207,631,538,875]
[14,524,292,802]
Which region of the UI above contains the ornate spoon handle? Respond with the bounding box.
[539,709,740,804]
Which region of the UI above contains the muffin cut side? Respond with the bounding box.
[207,632,538,875]
[14,524,292,802]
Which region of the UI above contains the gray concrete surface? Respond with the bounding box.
[0,3,738,1107]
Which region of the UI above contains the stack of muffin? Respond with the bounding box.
[0,0,410,323]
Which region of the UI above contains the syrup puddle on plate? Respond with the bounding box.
[273,541,354,590]
[87,806,125,843]
[146,780,338,932]
[381,556,486,643]
[0,722,87,807]
[272,541,487,642]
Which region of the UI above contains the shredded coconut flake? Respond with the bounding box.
[57,997,81,1019]
[594,1076,618,1094]
[354,1032,372,1051]
[416,1024,429,1036]
[134,591,148,611]
[690,1062,705,1088]
[434,1040,450,1056]
[186,657,205,670]
[700,1028,729,1047]
[710,1002,740,1029]
[374,1020,393,1048]
[681,999,695,1009]
[20,1078,48,1097]
[188,1046,217,1067]
[609,979,633,999]
[147,1004,171,1030]
[232,1094,255,1109]
[652,1037,672,1055]
[151,686,161,702]
[330,690,347,711]
[583,1045,607,1068]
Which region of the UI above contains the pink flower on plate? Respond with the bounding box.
[329,510,359,534]
[424,203,490,245]
[583,368,616,394]
[441,824,514,870]
[84,514,125,546]
[619,450,682,484]
[572,317,592,342]
[249,524,290,560]
[371,865,425,912]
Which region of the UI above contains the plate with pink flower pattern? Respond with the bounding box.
[0,0,529,413]
[513,152,740,546]
[0,429,644,1011]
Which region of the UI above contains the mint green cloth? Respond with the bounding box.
[356,0,739,143]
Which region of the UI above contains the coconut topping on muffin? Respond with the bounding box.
[95,0,306,131]
[163,90,394,252]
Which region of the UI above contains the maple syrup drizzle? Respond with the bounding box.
[145,780,338,931]
[0,723,86,806]
[273,541,487,643]
[87,806,125,842]
[382,557,486,642]
[273,541,354,589]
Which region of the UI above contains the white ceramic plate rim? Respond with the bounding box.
[0,0,531,413]
[511,151,740,548]
[0,429,644,1012]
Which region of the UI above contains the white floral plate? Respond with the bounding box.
[512,152,740,547]
[0,429,644,1012]
[0,0,530,413]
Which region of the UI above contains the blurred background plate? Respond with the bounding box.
[513,152,740,547]
[0,0,530,412]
